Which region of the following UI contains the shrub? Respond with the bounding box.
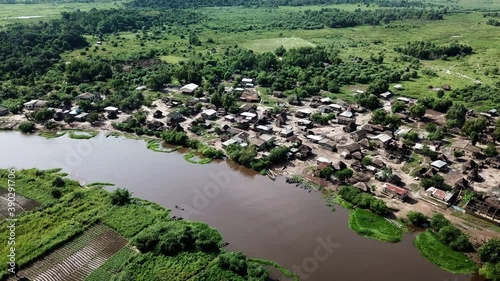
[18,121,35,133]
[407,211,428,225]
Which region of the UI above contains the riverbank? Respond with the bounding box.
[0,168,296,281]
[348,209,403,243]
[414,231,477,274]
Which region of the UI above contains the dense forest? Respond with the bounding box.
[126,0,431,9]
[394,41,473,60]
[0,9,202,82]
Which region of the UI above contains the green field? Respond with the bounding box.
[242,37,316,53]
[413,231,477,274]
[348,209,403,243]
[0,2,122,26]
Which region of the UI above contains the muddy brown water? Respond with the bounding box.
[0,132,484,281]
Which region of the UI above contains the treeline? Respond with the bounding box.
[126,0,429,9]
[395,41,473,60]
[299,8,445,29]
[338,186,389,215]
[0,8,202,82]
[175,46,401,93]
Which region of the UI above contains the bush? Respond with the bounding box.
[479,238,500,263]
[18,121,35,133]
[407,211,428,226]
[110,188,131,206]
[430,213,450,232]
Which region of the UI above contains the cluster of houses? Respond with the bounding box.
[20,94,121,122]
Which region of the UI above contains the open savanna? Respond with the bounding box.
[0,1,122,26]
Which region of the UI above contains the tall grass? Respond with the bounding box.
[413,231,477,274]
[348,209,403,243]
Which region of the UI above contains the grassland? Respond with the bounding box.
[0,1,122,27]
[348,209,403,243]
[413,231,477,274]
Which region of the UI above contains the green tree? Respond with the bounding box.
[479,238,500,263]
[407,211,428,225]
[210,92,222,107]
[274,45,286,56]
[110,188,131,206]
[33,108,53,123]
[445,103,467,128]
[484,144,498,157]
[362,156,372,166]
[391,101,406,113]
[18,121,35,133]
[335,168,354,183]
[86,112,101,124]
[147,73,171,90]
[320,166,334,179]
[268,146,289,164]
[409,104,426,119]
[371,109,387,125]
[430,213,450,232]
[461,117,488,136]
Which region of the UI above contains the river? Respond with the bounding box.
[0,132,483,281]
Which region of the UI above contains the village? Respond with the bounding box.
[2,76,499,243]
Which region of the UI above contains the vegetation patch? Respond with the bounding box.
[85,247,136,281]
[243,37,316,53]
[146,139,181,153]
[184,151,212,164]
[67,130,98,139]
[38,130,66,139]
[348,209,403,243]
[413,231,477,274]
[249,258,300,281]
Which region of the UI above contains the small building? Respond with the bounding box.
[136,85,147,91]
[153,110,163,118]
[371,133,392,145]
[382,183,409,201]
[307,135,323,143]
[338,117,356,125]
[338,143,361,156]
[320,97,332,104]
[0,106,8,116]
[104,106,119,114]
[249,137,267,151]
[414,143,437,153]
[451,140,481,158]
[280,128,294,138]
[329,104,343,111]
[240,112,257,121]
[297,119,313,128]
[423,187,455,208]
[295,109,312,118]
[180,83,199,94]
[256,125,273,134]
[319,138,336,151]
[396,97,411,104]
[259,134,275,143]
[166,111,185,124]
[201,109,217,120]
[222,139,238,149]
[76,92,95,101]
[316,157,332,165]
[224,115,236,122]
[488,108,498,116]
[393,84,403,90]
[241,78,253,84]
[74,112,89,122]
[351,129,367,141]
[339,111,354,118]
[24,100,48,110]
[380,92,392,99]
[431,160,448,171]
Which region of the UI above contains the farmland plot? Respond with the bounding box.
[10,224,128,281]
